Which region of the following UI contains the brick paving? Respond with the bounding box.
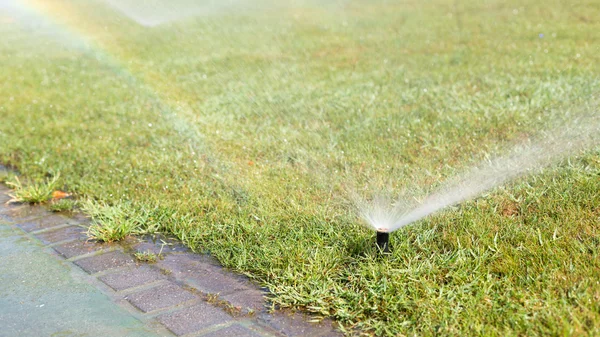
[0,182,343,337]
[156,303,234,336]
[53,240,107,259]
[15,214,73,232]
[99,265,167,291]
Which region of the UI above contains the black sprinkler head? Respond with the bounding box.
[376,231,390,253]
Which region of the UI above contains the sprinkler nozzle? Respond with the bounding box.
[376,231,390,253]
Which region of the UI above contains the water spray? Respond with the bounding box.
[360,110,600,236]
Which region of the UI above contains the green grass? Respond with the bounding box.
[1,0,600,335]
[6,174,60,204]
[82,200,143,242]
[48,198,78,212]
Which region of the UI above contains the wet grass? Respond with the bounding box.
[48,198,77,212]
[6,174,60,204]
[1,0,600,335]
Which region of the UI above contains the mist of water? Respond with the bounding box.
[0,0,92,52]
[360,106,600,233]
[101,0,249,27]
[5,0,206,153]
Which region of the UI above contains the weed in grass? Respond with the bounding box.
[6,174,60,204]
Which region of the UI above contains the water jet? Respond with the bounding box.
[359,110,600,235]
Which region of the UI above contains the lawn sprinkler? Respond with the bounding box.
[376,230,390,253]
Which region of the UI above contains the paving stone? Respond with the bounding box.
[131,238,190,255]
[0,192,11,204]
[259,313,342,337]
[74,250,135,274]
[221,289,266,314]
[126,282,197,313]
[314,329,347,337]
[0,204,11,219]
[16,214,71,232]
[0,206,21,222]
[53,240,106,259]
[199,324,263,337]
[193,265,252,294]
[68,212,93,226]
[99,265,167,291]
[156,303,233,336]
[33,225,87,245]
[0,204,49,221]
[157,254,250,295]
[131,241,170,256]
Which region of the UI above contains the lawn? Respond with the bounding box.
[1,0,600,335]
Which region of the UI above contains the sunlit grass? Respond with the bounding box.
[6,174,60,204]
[82,200,143,242]
[1,0,600,335]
